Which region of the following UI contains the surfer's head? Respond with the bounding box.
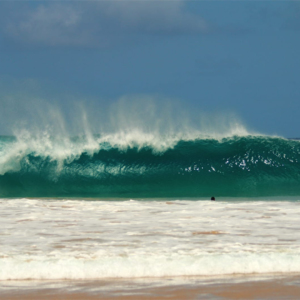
[211,197,215,201]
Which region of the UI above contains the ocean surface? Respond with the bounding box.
[1,133,300,281]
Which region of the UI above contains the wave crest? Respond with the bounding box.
[1,134,299,198]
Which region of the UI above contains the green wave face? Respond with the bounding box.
[0,135,300,198]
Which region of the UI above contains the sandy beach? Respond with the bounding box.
[2,274,300,299]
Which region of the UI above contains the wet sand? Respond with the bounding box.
[1,274,300,299]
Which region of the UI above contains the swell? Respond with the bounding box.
[0,135,300,198]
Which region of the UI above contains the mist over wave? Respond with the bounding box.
[1,97,299,198]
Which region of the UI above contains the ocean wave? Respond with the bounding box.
[0,133,299,197]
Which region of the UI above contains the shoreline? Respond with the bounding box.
[2,274,300,299]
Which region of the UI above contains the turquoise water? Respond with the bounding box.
[0,135,299,198]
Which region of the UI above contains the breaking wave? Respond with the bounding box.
[0,131,299,198]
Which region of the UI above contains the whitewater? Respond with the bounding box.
[1,198,300,280]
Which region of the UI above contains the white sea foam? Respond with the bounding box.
[1,199,300,280]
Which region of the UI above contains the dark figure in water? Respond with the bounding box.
[211,197,215,201]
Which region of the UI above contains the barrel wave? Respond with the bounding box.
[0,134,299,198]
